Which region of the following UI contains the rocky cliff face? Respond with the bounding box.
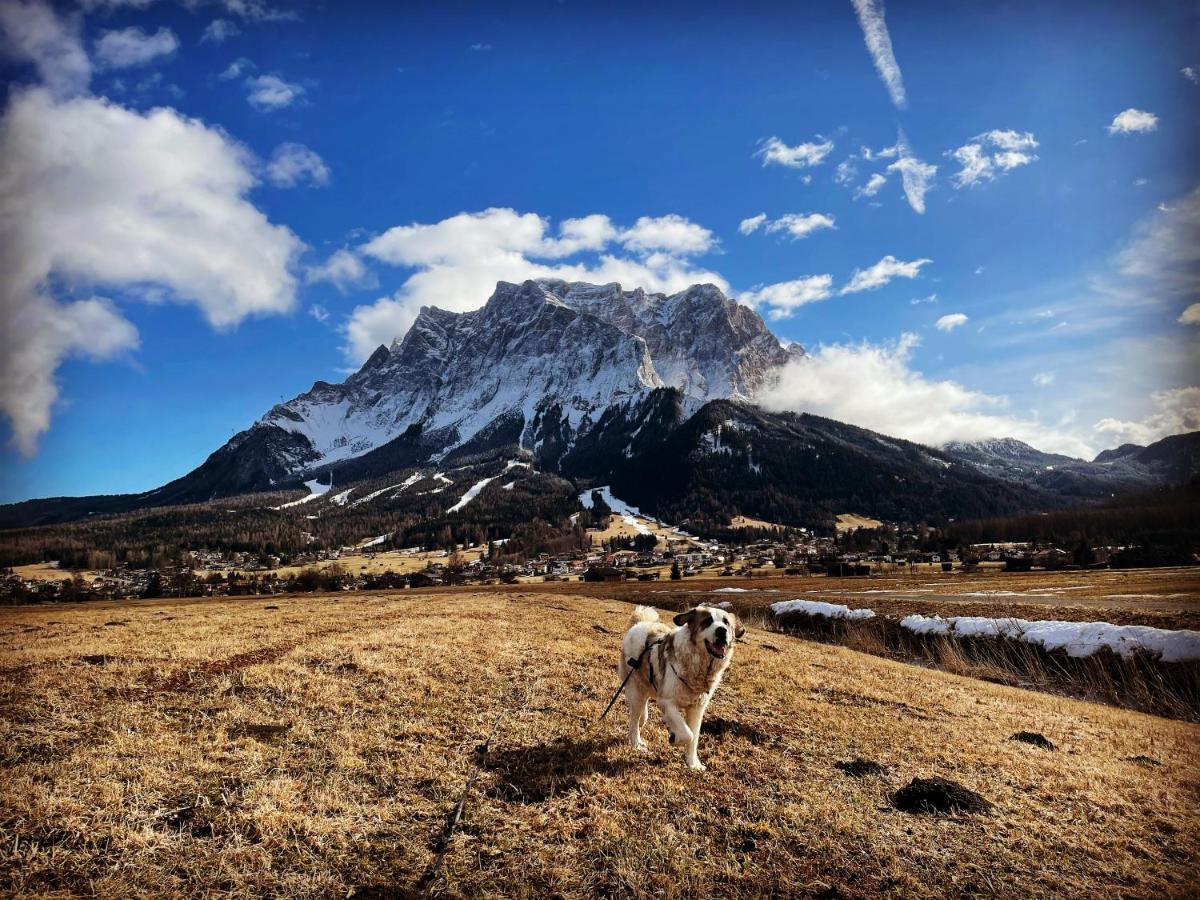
[243,279,801,484]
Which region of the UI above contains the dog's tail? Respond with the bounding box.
[629,605,660,628]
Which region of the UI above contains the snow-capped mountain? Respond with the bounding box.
[177,279,802,496]
[941,435,1200,499]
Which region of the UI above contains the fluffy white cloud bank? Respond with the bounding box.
[0,0,91,96]
[1094,387,1200,446]
[345,208,726,361]
[948,129,1038,188]
[0,88,303,454]
[755,333,1095,457]
[1108,108,1158,135]
[93,25,177,69]
[850,0,906,109]
[756,135,834,168]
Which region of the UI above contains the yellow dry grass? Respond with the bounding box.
[1,591,1197,898]
[835,513,884,533]
[728,515,784,531]
[9,563,102,584]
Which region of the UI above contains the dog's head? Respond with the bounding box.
[674,605,744,660]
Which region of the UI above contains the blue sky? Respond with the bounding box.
[0,0,1197,502]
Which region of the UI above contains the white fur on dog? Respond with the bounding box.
[618,604,742,771]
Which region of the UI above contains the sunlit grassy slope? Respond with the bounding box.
[1,591,1197,897]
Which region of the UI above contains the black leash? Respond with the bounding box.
[598,638,662,721]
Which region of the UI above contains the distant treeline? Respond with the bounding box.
[937,481,1200,565]
[0,471,587,569]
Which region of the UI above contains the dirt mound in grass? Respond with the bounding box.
[1010,731,1056,750]
[835,758,888,777]
[891,777,993,815]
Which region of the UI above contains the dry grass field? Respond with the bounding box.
[2,589,1198,897]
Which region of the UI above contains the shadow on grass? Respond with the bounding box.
[483,735,633,804]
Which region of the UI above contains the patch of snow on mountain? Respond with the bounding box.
[276,479,332,509]
[329,489,353,506]
[578,485,654,535]
[447,476,498,513]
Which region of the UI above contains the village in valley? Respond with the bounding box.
[0,504,1145,603]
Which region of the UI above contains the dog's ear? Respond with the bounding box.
[673,608,697,626]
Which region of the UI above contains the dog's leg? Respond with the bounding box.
[683,695,711,772]
[626,683,648,751]
[658,700,697,766]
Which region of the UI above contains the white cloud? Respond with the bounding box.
[306,248,375,293]
[910,293,937,305]
[218,56,252,79]
[470,42,491,51]
[740,275,834,320]
[754,333,1094,456]
[757,135,834,168]
[948,129,1038,188]
[0,88,303,454]
[94,26,177,69]
[201,19,240,43]
[1032,371,1055,387]
[738,213,767,236]
[1108,108,1157,135]
[1114,185,1200,302]
[850,0,906,109]
[0,0,91,97]
[840,254,931,294]
[935,312,968,332]
[834,158,857,185]
[886,131,936,213]
[854,172,887,199]
[348,208,727,361]
[265,141,328,187]
[1183,66,1199,84]
[245,73,302,110]
[1180,303,1200,325]
[1094,387,1200,445]
[221,0,297,22]
[619,214,715,255]
[309,303,329,322]
[763,212,836,240]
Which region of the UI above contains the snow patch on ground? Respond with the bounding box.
[900,614,1200,662]
[329,489,353,506]
[771,600,877,621]
[501,481,516,490]
[360,533,393,548]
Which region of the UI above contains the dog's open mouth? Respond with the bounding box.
[705,639,728,659]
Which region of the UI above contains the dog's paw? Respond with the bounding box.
[687,759,707,772]
[630,739,648,752]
